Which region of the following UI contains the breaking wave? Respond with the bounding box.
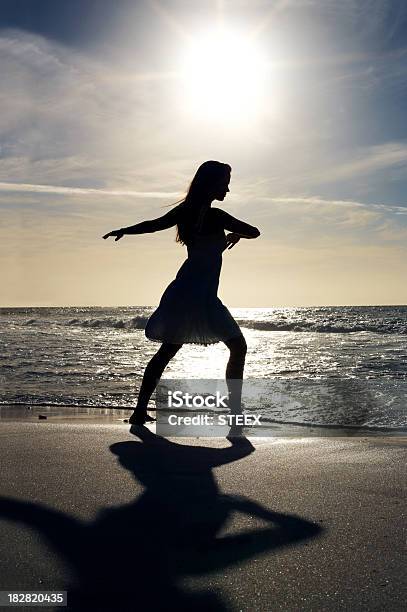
[19,316,405,334]
[237,320,407,334]
[67,316,150,330]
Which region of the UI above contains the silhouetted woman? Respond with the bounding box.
[103,161,260,424]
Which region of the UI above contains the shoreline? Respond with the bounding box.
[1,404,405,438]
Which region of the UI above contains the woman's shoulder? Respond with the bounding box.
[201,207,226,233]
[209,207,226,220]
[209,207,229,225]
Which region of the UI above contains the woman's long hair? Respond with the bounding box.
[170,161,231,245]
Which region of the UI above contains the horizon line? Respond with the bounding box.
[1,303,406,309]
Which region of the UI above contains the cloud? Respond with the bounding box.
[0,28,189,190]
[264,195,407,215]
[0,181,179,199]
[320,143,407,182]
[233,140,407,194]
[236,193,407,249]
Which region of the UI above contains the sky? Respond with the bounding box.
[1,0,406,307]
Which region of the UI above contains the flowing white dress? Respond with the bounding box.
[145,229,242,345]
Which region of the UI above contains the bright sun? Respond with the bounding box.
[179,28,267,121]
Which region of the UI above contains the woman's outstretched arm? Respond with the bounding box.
[103,206,180,241]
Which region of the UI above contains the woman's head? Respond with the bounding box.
[175,160,231,245]
[185,160,231,206]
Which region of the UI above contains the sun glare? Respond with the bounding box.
[179,28,267,122]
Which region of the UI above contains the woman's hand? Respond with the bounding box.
[102,229,124,241]
[225,232,241,250]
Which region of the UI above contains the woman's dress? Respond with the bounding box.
[145,225,242,346]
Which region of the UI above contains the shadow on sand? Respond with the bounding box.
[0,428,323,610]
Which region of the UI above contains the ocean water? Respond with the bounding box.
[0,306,406,432]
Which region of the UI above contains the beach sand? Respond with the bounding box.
[0,417,405,611]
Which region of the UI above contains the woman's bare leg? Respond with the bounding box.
[129,342,183,424]
[224,335,247,414]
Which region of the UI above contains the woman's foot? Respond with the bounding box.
[129,410,156,425]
